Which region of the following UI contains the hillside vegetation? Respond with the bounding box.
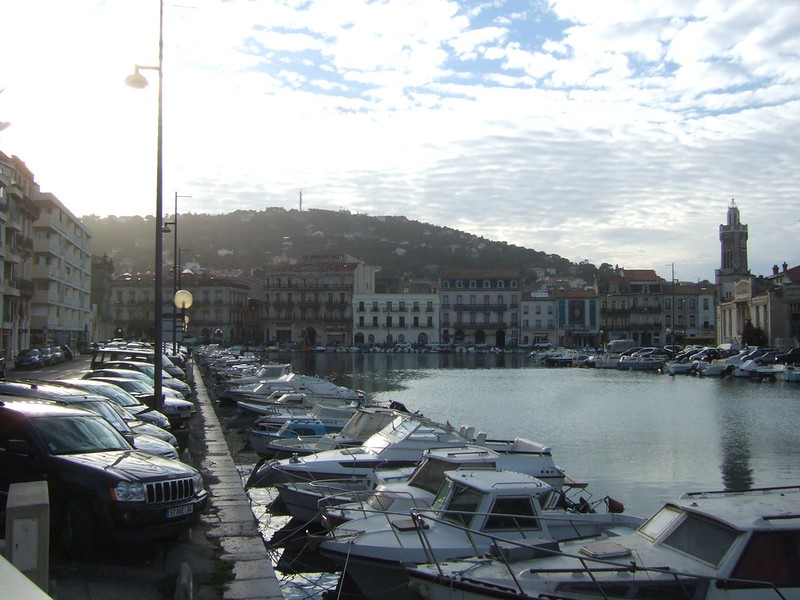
[84,208,582,282]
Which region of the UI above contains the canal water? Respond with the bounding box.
[247,351,800,597]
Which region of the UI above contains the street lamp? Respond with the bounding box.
[174,290,193,344]
[125,0,164,410]
[163,192,190,353]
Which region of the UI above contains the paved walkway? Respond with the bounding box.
[193,362,283,600]
[39,362,284,600]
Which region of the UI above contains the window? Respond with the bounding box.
[372,300,379,311]
[456,280,463,288]
[484,497,540,531]
[703,298,709,310]
[358,301,365,311]
[510,281,517,288]
[399,301,406,311]
[498,280,505,288]
[358,316,364,326]
[483,280,491,288]
[469,280,476,288]
[372,316,378,327]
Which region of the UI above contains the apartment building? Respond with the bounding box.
[108,272,251,345]
[32,191,93,349]
[263,255,379,347]
[438,268,522,348]
[0,152,38,357]
[353,291,439,348]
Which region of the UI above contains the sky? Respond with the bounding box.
[1,0,798,283]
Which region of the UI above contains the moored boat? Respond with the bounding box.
[316,469,642,600]
[407,484,800,600]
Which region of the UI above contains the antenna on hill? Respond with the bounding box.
[299,190,303,211]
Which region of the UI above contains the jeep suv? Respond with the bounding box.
[0,400,208,555]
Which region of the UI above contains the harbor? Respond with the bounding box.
[202,347,800,599]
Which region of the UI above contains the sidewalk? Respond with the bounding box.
[45,363,284,600]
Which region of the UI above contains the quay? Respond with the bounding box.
[2,360,284,600]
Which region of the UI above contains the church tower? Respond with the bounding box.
[717,200,748,276]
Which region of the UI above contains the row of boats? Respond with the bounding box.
[537,344,800,381]
[194,346,800,600]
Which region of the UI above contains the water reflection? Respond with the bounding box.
[249,351,800,597]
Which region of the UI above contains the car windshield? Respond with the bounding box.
[114,379,153,394]
[32,414,131,455]
[71,400,131,433]
[80,384,142,408]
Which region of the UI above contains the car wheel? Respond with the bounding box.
[60,498,99,558]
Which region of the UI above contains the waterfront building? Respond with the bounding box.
[352,288,439,348]
[438,268,522,348]
[263,255,378,348]
[718,263,800,349]
[0,152,38,357]
[109,271,251,345]
[519,290,557,347]
[32,191,93,350]
[664,280,717,347]
[553,286,599,348]
[597,268,663,346]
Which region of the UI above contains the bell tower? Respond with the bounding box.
[718,200,748,275]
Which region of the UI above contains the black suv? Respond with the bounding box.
[0,400,208,555]
[775,347,800,365]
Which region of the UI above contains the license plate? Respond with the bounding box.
[166,504,194,519]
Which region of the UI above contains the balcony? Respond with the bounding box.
[452,303,508,311]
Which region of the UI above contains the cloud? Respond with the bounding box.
[0,0,798,283]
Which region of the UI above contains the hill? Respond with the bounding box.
[83,208,584,282]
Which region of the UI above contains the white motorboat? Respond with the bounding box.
[236,390,361,416]
[407,484,800,600]
[280,443,579,525]
[223,372,363,406]
[245,412,563,489]
[316,469,643,600]
[780,365,800,382]
[260,405,401,458]
[246,418,333,456]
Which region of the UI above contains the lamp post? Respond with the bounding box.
[174,290,193,345]
[125,0,164,410]
[163,192,190,353]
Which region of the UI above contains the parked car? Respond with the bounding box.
[82,375,196,427]
[0,400,208,556]
[0,380,178,458]
[14,348,43,369]
[54,378,171,431]
[91,347,186,380]
[96,361,192,398]
[49,345,65,364]
[775,347,800,365]
[39,347,55,366]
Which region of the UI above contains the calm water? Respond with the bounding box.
[275,351,800,516]
[252,351,800,596]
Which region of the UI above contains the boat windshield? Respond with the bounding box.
[380,416,463,444]
[640,505,739,567]
[407,457,494,494]
[440,481,483,528]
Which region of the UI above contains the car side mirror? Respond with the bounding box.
[7,439,36,455]
[122,432,136,447]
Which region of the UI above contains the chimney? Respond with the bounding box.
[773,265,779,275]
[783,262,788,272]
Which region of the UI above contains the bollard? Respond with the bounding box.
[5,480,50,594]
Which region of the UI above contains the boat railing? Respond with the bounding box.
[319,487,431,522]
[406,510,791,600]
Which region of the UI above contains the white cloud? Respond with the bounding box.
[0,0,798,282]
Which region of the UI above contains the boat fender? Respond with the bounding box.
[606,496,625,513]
